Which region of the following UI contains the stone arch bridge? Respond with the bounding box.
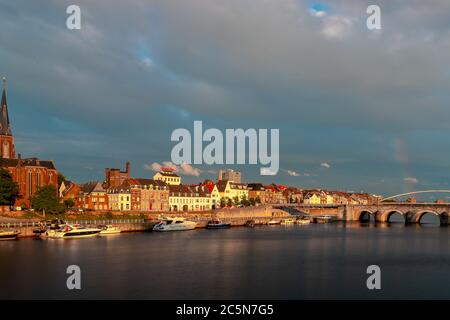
[274,203,450,225]
[346,203,450,225]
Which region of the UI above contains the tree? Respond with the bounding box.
[63,198,75,209]
[255,196,261,204]
[241,195,250,207]
[31,185,65,214]
[57,173,66,187]
[0,167,19,206]
[226,198,233,207]
[220,197,226,208]
[232,196,240,206]
[249,198,256,206]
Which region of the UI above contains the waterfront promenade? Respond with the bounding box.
[0,205,291,238]
[4,202,450,238]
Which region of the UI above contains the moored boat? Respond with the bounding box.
[44,224,101,239]
[245,220,255,228]
[281,219,295,225]
[0,230,20,240]
[153,217,196,232]
[207,219,231,229]
[296,218,310,225]
[99,225,121,235]
[267,219,281,225]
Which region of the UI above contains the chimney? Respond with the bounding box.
[126,161,130,174]
[17,153,22,167]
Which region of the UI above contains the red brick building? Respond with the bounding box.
[0,84,58,208]
[105,161,131,188]
[77,182,109,211]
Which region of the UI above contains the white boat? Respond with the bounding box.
[44,224,101,239]
[281,219,295,225]
[99,225,121,235]
[296,218,310,225]
[153,217,197,232]
[267,220,281,225]
[0,230,20,240]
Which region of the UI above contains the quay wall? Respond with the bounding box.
[1,206,291,239]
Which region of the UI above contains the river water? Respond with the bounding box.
[1,216,450,299]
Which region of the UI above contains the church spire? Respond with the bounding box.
[0,77,12,136]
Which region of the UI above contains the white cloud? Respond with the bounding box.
[321,16,354,39]
[145,161,201,176]
[287,170,300,176]
[310,9,326,18]
[179,163,201,176]
[320,162,331,169]
[404,177,419,184]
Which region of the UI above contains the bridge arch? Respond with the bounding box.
[358,210,376,222]
[376,210,407,223]
[413,210,441,224]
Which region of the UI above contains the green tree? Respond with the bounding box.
[0,167,19,206]
[30,185,65,214]
[226,198,233,207]
[63,198,75,209]
[241,195,250,207]
[220,197,226,208]
[57,173,66,187]
[249,198,256,206]
[232,196,240,206]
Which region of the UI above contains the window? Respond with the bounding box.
[36,172,41,190]
[28,171,33,196]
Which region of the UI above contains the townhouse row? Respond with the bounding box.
[59,163,381,212]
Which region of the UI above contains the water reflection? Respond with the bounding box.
[2,223,450,299]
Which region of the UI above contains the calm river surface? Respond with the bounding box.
[2,218,450,299]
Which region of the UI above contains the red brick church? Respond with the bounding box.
[0,80,58,208]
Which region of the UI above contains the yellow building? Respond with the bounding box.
[204,183,220,208]
[168,185,212,212]
[303,192,321,205]
[107,182,131,211]
[216,180,248,202]
[153,168,181,185]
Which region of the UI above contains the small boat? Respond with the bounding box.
[245,220,255,228]
[267,219,281,225]
[314,215,336,224]
[153,217,197,232]
[281,219,295,225]
[296,218,310,225]
[207,219,231,229]
[44,224,101,239]
[99,225,121,235]
[0,230,20,240]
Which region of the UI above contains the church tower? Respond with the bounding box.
[0,77,15,159]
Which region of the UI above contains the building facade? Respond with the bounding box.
[105,161,131,188]
[168,185,212,212]
[154,168,181,185]
[0,84,58,208]
[76,182,109,210]
[107,182,131,211]
[247,183,267,203]
[217,169,241,183]
[129,178,170,211]
[216,180,249,202]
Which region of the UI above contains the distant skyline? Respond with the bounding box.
[2,0,450,198]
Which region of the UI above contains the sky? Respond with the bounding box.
[1,0,450,198]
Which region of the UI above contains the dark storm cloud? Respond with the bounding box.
[1,0,450,195]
